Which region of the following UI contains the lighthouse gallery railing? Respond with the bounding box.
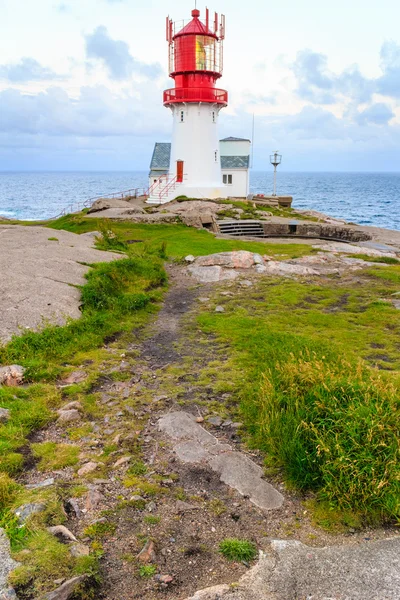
[163,87,228,105]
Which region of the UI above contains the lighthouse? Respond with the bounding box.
[148,7,230,203]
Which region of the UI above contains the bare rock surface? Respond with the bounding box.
[87,198,144,214]
[187,249,391,282]
[196,251,256,269]
[0,528,19,600]
[188,265,238,283]
[185,537,400,600]
[0,225,121,343]
[158,411,283,511]
[314,241,398,257]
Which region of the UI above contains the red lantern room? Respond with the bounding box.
[164,8,228,106]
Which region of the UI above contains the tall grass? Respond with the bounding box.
[248,351,399,523]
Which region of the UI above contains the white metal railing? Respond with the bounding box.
[51,187,148,220]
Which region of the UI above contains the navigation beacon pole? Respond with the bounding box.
[270,151,282,197]
[164,7,228,200]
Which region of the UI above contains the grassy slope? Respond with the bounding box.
[0,217,316,596]
[48,214,315,259]
[197,270,400,526]
[0,214,398,594]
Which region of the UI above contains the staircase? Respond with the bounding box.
[147,175,182,204]
[218,220,265,237]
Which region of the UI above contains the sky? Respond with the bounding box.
[1,0,400,171]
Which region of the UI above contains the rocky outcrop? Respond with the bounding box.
[87,198,145,214]
[187,266,239,283]
[159,411,283,511]
[187,250,393,282]
[314,241,397,257]
[185,538,400,600]
[0,528,20,600]
[0,225,121,343]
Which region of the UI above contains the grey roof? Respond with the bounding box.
[149,142,250,173]
[150,142,171,170]
[220,137,251,142]
[221,155,250,169]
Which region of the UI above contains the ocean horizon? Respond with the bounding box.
[1,170,400,231]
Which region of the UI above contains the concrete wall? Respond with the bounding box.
[220,140,251,156]
[221,169,249,198]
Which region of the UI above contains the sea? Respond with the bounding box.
[0,171,400,230]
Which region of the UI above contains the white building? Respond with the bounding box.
[220,137,251,198]
[148,136,251,200]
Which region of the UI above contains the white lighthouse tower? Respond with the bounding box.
[148,7,229,203]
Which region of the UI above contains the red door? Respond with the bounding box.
[176,160,184,183]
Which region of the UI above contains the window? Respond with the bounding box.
[223,174,233,185]
[180,111,184,123]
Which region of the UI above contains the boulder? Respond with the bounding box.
[85,487,104,511]
[188,266,238,283]
[137,539,156,563]
[77,462,98,477]
[37,575,88,600]
[57,409,81,424]
[0,365,25,387]
[14,503,46,525]
[196,251,256,269]
[59,371,87,386]
[88,198,144,214]
[0,528,20,600]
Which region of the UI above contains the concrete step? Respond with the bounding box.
[218,220,265,237]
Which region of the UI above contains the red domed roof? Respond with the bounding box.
[174,9,217,38]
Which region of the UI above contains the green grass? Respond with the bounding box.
[0,254,166,381]
[143,515,161,525]
[139,565,157,578]
[0,225,169,594]
[84,522,117,539]
[31,442,80,471]
[218,538,257,562]
[47,214,315,260]
[197,271,400,526]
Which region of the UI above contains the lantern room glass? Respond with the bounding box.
[173,35,221,74]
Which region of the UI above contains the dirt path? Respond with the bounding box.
[16,265,398,600]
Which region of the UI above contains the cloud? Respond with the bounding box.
[291,42,400,107]
[377,41,400,98]
[292,50,336,104]
[291,49,375,105]
[0,58,62,83]
[85,26,162,80]
[0,85,168,138]
[356,103,394,125]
